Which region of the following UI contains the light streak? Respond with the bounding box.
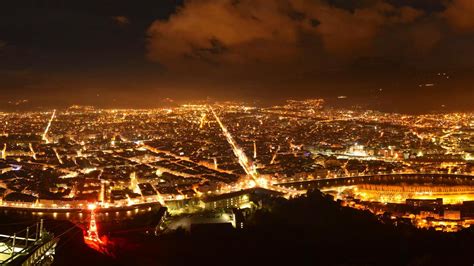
[199,113,207,129]
[208,106,295,192]
[270,146,280,164]
[42,110,56,144]
[98,183,105,202]
[210,106,258,181]
[53,148,63,164]
[29,143,36,160]
[1,144,6,160]
[253,140,257,159]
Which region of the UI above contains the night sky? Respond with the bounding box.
[1,0,474,112]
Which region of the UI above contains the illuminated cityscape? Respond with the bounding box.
[3,0,474,265]
[1,101,474,252]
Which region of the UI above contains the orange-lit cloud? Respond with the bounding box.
[112,16,130,26]
[293,1,422,57]
[443,0,474,32]
[147,0,300,67]
[410,22,441,53]
[147,0,424,66]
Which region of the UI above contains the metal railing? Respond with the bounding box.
[0,219,57,265]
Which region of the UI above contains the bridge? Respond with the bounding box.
[274,173,474,191]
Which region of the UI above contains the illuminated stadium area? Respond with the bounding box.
[337,183,474,204]
[276,173,474,231]
[277,173,474,205]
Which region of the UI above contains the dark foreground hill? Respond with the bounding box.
[50,191,474,265]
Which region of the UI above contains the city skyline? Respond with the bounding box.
[0,100,474,264]
[1,1,474,265]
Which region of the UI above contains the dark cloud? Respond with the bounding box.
[147,0,424,65]
[143,0,474,112]
[0,0,474,112]
[386,0,446,12]
[145,0,435,95]
[296,1,423,57]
